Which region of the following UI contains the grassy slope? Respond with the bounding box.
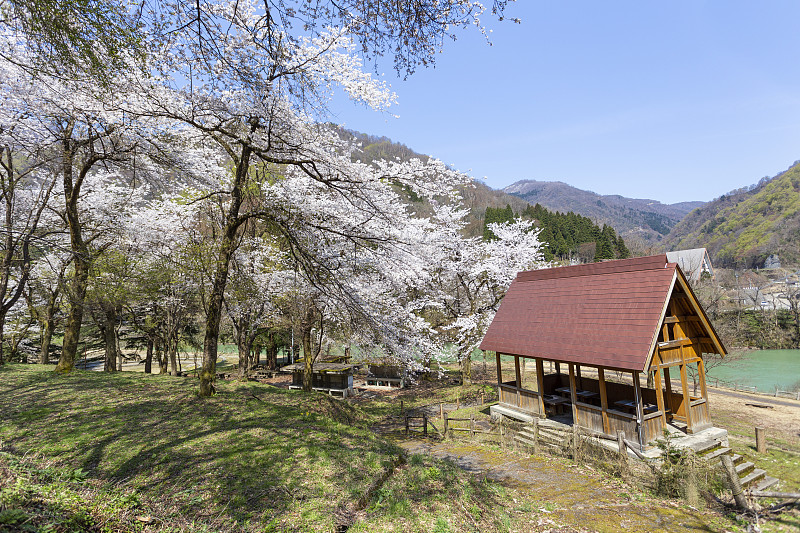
[0,366,528,532]
[1,365,792,532]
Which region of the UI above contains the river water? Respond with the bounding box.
[705,349,800,393]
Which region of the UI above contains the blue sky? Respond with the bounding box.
[328,1,800,205]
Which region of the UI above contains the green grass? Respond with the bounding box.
[0,365,533,532]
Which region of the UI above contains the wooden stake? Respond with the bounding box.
[756,427,767,453]
[533,417,540,455]
[617,431,626,460]
[470,415,474,437]
[440,402,444,420]
[423,413,428,438]
[400,400,404,415]
[721,454,750,511]
[404,414,409,436]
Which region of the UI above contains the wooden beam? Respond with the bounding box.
[576,364,582,389]
[680,362,694,433]
[514,355,521,388]
[663,315,702,324]
[697,357,708,403]
[653,368,667,427]
[663,367,674,417]
[495,351,502,384]
[632,371,645,448]
[568,363,579,425]
[598,367,610,434]
[535,358,546,416]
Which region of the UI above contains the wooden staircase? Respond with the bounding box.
[513,419,572,454]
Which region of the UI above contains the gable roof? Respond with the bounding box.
[666,248,713,281]
[480,255,724,372]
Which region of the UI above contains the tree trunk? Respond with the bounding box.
[156,339,167,374]
[102,305,117,372]
[55,136,90,374]
[265,332,278,370]
[199,142,253,396]
[57,255,88,372]
[40,317,54,365]
[302,325,313,392]
[144,337,153,374]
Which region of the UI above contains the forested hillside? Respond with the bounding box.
[504,180,703,243]
[485,204,630,262]
[665,161,800,268]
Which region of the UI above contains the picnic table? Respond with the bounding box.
[613,400,659,414]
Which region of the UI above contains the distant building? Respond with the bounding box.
[666,248,714,282]
[764,254,781,269]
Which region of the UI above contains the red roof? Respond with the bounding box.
[480,255,677,372]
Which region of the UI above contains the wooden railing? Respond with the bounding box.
[575,402,664,445]
[498,383,543,416]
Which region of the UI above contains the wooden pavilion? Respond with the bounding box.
[480,255,726,447]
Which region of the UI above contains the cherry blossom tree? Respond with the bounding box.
[426,215,547,383]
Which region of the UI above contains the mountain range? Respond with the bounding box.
[663,161,800,268]
[503,180,703,243]
[347,128,800,268]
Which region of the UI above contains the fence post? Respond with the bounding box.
[443,413,449,439]
[456,395,460,411]
[400,400,404,416]
[721,454,750,511]
[440,403,444,421]
[481,391,485,405]
[572,425,579,460]
[404,414,409,436]
[470,415,474,437]
[617,431,626,460]
[756,427,767,453]
[423,413,428,438]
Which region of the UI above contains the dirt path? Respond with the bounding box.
[395,438,735,533]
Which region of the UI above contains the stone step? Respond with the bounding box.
[735,461,755,476]
[703,447,731,461]
[753,476,779,492]
[694,440,722,455]
[740,468,767,487]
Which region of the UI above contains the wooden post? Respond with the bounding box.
[470,415,474,437]
[440,403,444,421]
[617,430,626,460]
[499,420,504,449]
[423,413,428,438]
[532,417,540,455]
[481,391,485,405]
[598,367,609,434]
[576,364,582,389]
[535,358,546,415]
[663,367,674,416]
[632,371,645,450]
[514,355,522,388]
[495,351,502,384]
[721,454,750,511]
[400,400,404,415]
[653,367,667,427]
[679,360,694,433]
[404,414,409,436]
[568,363,579,425]
[443,413,449,438]
[697,357,709,402]
[456,395,460,411]
[572,425,580,460]
[756,427,767,453]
